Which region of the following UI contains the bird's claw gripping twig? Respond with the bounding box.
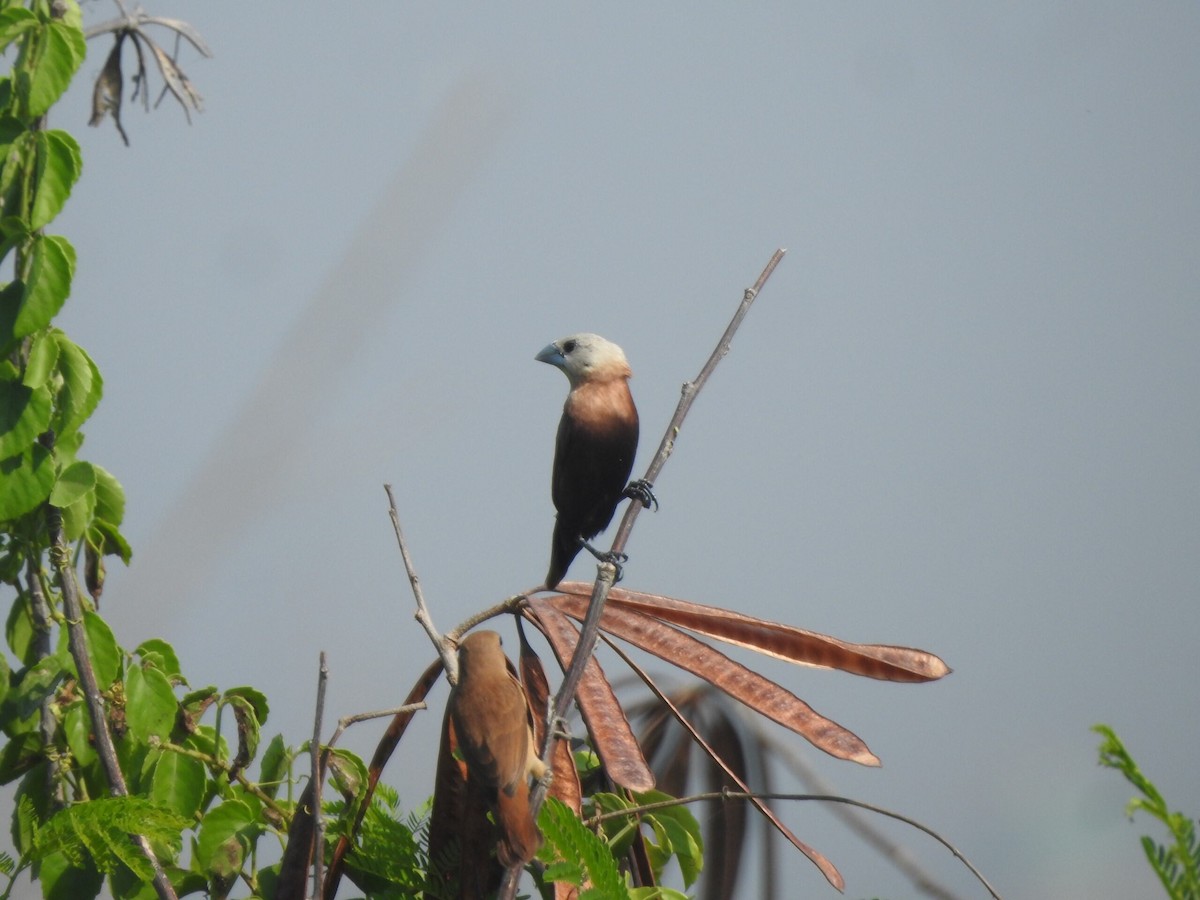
[577,537,628,583]
[550,715,573,742]
[624,479,658,512]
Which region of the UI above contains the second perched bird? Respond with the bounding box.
[448,630,548,867]
[536,333,643,589]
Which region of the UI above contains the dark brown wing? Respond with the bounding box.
[547,396,638,588]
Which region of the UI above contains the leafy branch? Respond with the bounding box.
[1096,724,1200,900]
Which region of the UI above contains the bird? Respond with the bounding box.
[447,630,548,868]
[536,333,653,589]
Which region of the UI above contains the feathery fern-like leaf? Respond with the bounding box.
[31,797,187,879]
[540,796,626,899]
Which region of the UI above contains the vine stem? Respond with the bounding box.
[497,248,786,899]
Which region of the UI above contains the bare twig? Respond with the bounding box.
[499,249,787,899]
[590,789,1001,900]
[760,726,962,900]
[384,484,458,681]
[324,702,428,750]
[309,652,329,900]
[47,503,178,900]
[446,592,532,643]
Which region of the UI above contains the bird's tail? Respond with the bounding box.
[495,778,543,867]
[545,523,578,589]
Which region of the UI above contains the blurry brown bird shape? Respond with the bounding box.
[537,333,656,589]
[445,630,549,869]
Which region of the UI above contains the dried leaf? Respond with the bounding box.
[145,37,202,118]
[89,33,128,145]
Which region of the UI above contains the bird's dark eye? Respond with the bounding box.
[562,339,577,354]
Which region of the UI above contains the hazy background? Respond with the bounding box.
[25,2,1200,897]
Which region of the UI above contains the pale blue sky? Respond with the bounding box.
[28,3,1200,897]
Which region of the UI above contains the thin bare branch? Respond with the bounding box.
[309,652,329,900]
[325,702,428,750]
[590,789,1001,900]
[760,726,963,900]
[385,483,458,681]
[446,592,532,643]
[47,502,178,900]
[85,8,213,56]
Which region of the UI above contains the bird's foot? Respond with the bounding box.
[578,538,628,582]
[624,479,658,511]
[550,715,573,742]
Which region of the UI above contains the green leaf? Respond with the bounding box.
[0,732,41,784]
[83,610,121,690]
[150,750,206,821]
[0,439,54,520]
[195,799,255,878]
[88,519,131,565]
[60,482,95,540]
[325,747,367,803]
[336,789,424,892]
[112,864,206,900]
[0,7,37,53]
[179,685,218,734]
[23,329,60,388]
[0,131,31,240]
[223,694,259,778]
[0,280,25,355]
[20,21,86,120]
[54,612,122,691]
[135,638,181,679]
[91,463,125,527]
[0,375,51,457]
[34,850,102,900]
[222,685,269,727]
[13,777,44,854]
[29,130,81,230]
[50,333,100,437]
[0,648,8,708]
[50,458,95,507]
[33,797,187,881]
[539,797,626,898]
[124,662,177,743]
[13,233,74,340]
[257,734,289,799]
[63,700,98,770]
[5,653,66,723]
[5,589,35,664]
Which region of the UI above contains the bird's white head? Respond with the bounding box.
[535,333,631,387]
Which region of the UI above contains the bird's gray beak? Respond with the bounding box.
[535,343,565,367]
